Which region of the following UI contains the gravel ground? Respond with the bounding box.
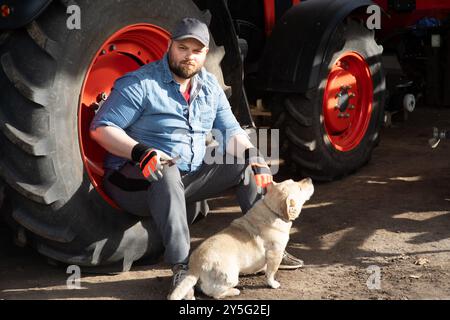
[1,107,450,300]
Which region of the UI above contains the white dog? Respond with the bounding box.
[168,178,314,300]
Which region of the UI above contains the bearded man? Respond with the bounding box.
[90,17,303,298]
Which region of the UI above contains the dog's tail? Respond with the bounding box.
[167,273,199,300]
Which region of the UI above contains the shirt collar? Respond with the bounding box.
[161,54,174,84]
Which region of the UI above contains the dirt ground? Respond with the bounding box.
[1,107,450,300]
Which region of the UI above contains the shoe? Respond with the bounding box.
[169,264,195,300]
[278,251,304,270]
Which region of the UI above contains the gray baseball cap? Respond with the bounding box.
[171,17,210,47]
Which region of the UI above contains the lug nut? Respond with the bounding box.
[97,92,108,103]
[338,113,351,118]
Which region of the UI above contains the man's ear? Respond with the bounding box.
[284,196,301,220]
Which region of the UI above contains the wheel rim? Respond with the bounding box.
[78,24,170,207]
[322,51,373,152]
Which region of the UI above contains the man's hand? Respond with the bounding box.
[244,147,273,193]
[139,149,164,182]
[132,143,172,182]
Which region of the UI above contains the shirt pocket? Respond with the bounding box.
[197,96,215,130]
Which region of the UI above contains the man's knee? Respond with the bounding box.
[224,162,248,186]
[149,165,184,193]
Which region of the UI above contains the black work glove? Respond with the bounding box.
[131,143,172,182]
[243,147,273,193]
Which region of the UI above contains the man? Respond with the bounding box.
[90,17,303,297]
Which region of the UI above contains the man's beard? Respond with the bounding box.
[168,55,202,79]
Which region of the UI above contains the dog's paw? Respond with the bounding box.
[167,288,195,300]
[268,279,281,289]
[185,288,196,300]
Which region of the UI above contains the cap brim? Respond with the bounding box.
[172,35,208,47]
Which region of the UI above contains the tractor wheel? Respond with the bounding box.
[0,0,226,271]
[269,20,385,181]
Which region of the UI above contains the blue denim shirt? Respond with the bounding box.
[90,54,247,172]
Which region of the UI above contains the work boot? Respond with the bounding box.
[278,250,304,270]
[169,263,195,300]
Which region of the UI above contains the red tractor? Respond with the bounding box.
[0,0,449,270]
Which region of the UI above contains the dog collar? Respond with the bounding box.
[262,198,291,222]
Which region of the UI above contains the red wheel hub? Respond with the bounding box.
[78,24,170,208]
[322,51,373,152]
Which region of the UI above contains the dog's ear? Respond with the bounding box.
[298,178,314,200]
[284,195,301,220]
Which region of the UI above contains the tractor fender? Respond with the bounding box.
[0,0,53,30]
[259,0,374,93]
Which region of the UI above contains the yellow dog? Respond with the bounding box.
[168,178,314,300]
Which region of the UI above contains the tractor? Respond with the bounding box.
[0,0,449,271]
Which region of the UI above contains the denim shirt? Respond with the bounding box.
[90,54,247,172]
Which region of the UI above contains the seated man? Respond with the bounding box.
[90,17,303,298]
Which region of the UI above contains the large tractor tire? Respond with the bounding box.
[269,20,385,181]
[0,0,227,271]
